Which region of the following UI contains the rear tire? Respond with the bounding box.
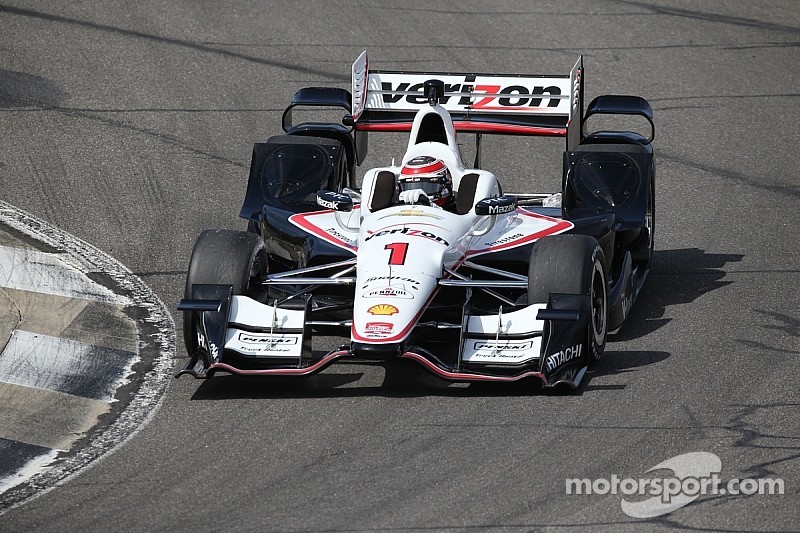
[632,178,655,267]
[528,234,608,363]
[182,229,267,354]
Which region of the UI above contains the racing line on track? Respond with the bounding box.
[0,200,175,512]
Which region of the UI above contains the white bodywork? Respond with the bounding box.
[224,296,306,359]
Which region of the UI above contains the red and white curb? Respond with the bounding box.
[0,200,174,512]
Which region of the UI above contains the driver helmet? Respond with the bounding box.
[399,156,453,207]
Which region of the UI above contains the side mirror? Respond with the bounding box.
[474,195,517,216]
[317,190,353,212]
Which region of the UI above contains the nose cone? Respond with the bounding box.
[353,219,449,343]
[352,270,438,344]
[353,206,469,344]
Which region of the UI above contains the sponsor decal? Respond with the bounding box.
[367,304,399,316]
[316,191,353,211]
[379,78,563,109]
[325,226,354,243]
[557,367,578,383]
[483,232,524,248]
[197,332,219,360]
[473,341,533,351]
[328,191,351,202]
[488,203,516,215]
[571,69,581,115]
[471,353,528,360]
[239,345,295,354]
[364,227,449,246]
[379,210,444,220]
[545,344,582,372]
[477,196,517,215]
[365,322,394,334]
[363,276,420,289]
[243,346,295,354]
[317,191,352,211]
[401,157,447,175]
[363,284,414,299]
[238,332,299,346]
[317,197,339,210]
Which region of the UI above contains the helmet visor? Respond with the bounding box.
[399,179,443,196]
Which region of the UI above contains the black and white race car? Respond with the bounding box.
[178,51,655,389]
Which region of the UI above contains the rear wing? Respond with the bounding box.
[351,50,584,149]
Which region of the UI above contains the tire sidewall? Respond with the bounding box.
[588,243,608,363]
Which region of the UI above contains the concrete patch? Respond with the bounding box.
[0,439,54,476]
[0,382,110,450]
[0,244,130,305]
[0,330,136,402]
[0,288,21,354]
[0,440,58,495]
[1,287,136,353]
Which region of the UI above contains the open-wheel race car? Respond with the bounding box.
[177,51,655,389]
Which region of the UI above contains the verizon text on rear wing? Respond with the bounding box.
[351,50,583,147]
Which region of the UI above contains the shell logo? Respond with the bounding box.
[367,304,399,316]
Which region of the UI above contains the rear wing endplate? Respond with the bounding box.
[583,95,655,144]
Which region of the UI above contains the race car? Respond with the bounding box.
[177,51,655,389]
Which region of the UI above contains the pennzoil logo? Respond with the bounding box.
[363,284,414,299]
[367,304,399,316]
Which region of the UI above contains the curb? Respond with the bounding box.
[0,201,175,512]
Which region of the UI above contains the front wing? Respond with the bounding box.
[178,283,592,389]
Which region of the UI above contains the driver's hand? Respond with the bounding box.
[399,189,430,205]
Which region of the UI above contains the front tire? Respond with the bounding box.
[528,234,608,364]
[182,229,267,354]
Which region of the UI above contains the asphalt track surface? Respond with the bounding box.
[0,1,798,531]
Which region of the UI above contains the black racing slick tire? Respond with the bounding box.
[528,234,608,364]
[632,177,655,267]
[182,229,267,355]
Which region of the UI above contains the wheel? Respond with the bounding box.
[182,229,267,354]
[632,178,655,267]
[528,234,608,363]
